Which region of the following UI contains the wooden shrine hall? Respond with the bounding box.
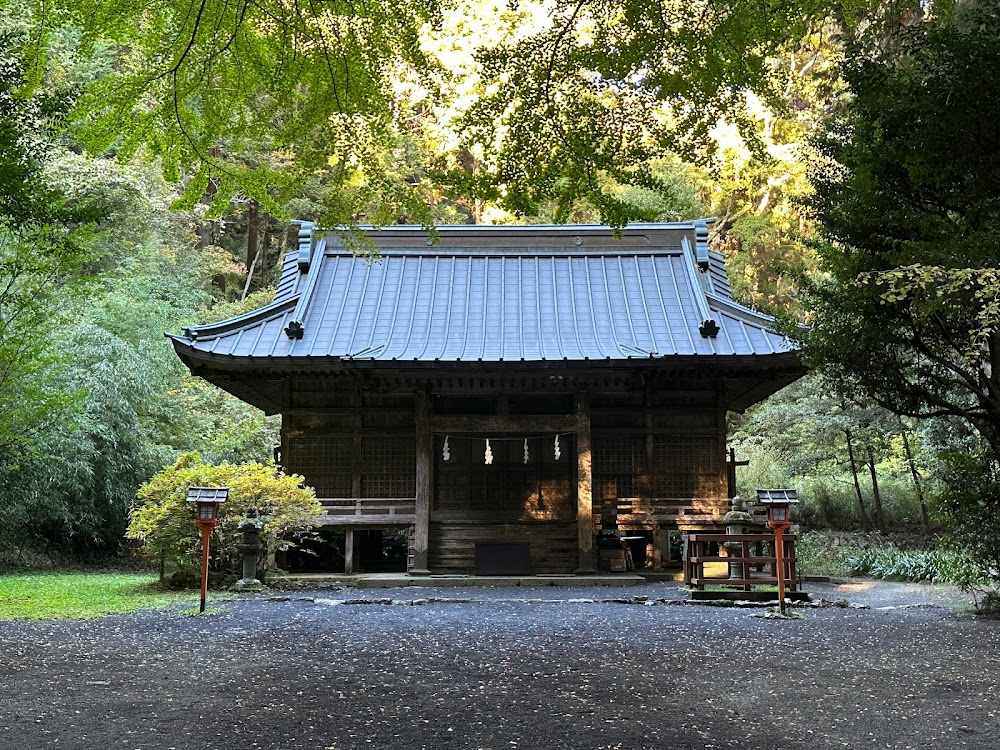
[170,222,804,575]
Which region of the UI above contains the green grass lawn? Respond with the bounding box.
[0,572,196,620]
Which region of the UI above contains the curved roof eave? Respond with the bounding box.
[171,337,803,375]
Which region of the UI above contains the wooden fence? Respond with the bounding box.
[684,533,798,591]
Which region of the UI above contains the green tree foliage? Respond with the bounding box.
[461,1,841,225]
[2,0,989,567]
[706,24,844,314]
[934,451,1000,597]
[0,35,105,453]
[731,374,937,531]
[801,8,1000,461]
[28,0,933,227]
[0,142,279,558]
[127,452,321,574]
[35,0,442,225]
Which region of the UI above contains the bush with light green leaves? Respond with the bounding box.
[127,452,321,577]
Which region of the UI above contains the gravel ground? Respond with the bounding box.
[0,580,997,750]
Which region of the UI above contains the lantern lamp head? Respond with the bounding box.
[756,488,798,529]
[186,486,229,526]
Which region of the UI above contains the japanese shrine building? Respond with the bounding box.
[170,222,803,575]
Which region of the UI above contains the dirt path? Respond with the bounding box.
[0,580,996,750]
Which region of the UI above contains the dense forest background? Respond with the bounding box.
[1,0,997,592]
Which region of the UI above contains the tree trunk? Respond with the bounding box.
[845,428,870,530]
[259,213,273,281]
[866,444,888,534]
[901,431,931,530]
[280,223,291,258]
[241,244,263,301]
[976,419,1000,468]
[245,200,259,289]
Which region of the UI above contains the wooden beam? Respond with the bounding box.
[412,391,432,574]
[726,447,751,498]
[429,415,578,433]
[315,515,415,527]
[575,392,596,572]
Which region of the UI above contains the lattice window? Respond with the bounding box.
[650,437,723,497]
[286,438,353,473]
[285,437,354,498]
[361,437,415,498]
[309,475,353,498]
[651,437,720,473]
[593,437,646,499]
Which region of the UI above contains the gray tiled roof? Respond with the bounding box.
[185,486,229,503]
[756,489,799,503]
[173,222,794,364]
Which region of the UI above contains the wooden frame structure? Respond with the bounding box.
[683,533,799,592]
[171,223,804,575]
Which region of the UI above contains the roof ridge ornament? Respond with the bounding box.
[295,221,316,273]
[682,235,710,272]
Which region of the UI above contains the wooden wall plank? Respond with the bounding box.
[428,521,577,574]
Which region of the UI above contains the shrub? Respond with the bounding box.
[797,478,863,530]
[127,452,321,577]
[933,453,1000,607]
[795,530,977,583]
[844,546,977,584]
[795,531,871,577]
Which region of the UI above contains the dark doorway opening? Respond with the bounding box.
[283,528,345,573]
[356,529,409,573]
[281,528,409,573]
[434,434,576,520]
[621,530,654,570]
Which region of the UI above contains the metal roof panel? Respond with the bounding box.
[178,222,795,363]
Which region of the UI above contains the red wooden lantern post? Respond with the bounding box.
[757,489,798,616]
[187,487,228,613]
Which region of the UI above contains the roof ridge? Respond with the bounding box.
[705,293,779,325]
[181,296,299,340]
[306,220,716,233]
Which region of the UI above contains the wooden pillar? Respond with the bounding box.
[651,526,663,571]
[344,528,356,575]
[412,390,432,574]
[576,392,596,573]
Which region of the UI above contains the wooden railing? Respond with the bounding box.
[593,498,727,527]
[316,497,416,525]
[683,533,798,592]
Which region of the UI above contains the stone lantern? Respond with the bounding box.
[722,495,754,583]
[235,520,266,590]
